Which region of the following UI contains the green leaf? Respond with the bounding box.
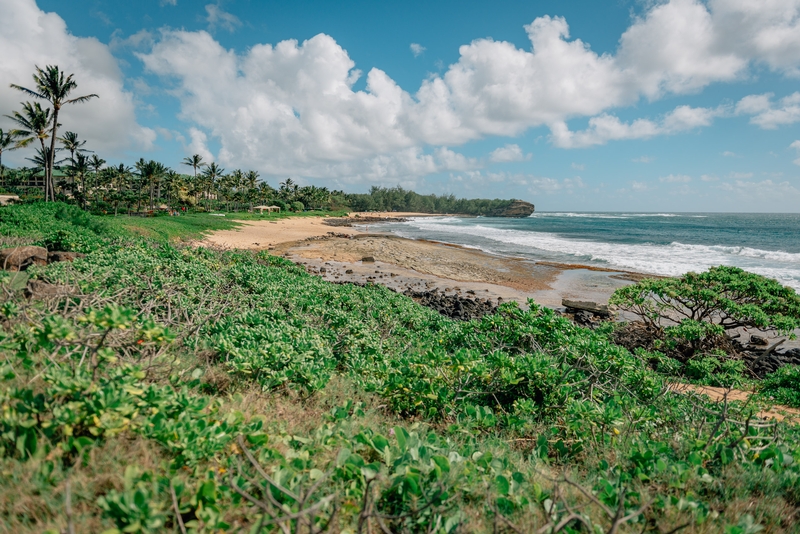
[394,426,409,450]
[494,475,510,496]
[432,455,450,474]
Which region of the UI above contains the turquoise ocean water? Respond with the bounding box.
[375,212,800,291]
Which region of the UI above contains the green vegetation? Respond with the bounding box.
[759,366,800,408]
[345,186,520,216]
[107,213,245,242]
[610,267,800,388]
[2,203,800,533]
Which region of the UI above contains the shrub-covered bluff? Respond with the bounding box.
[1,203,800,533]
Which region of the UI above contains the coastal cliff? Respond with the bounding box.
[489,200,535,218]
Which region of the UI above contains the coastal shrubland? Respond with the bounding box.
[2,203,800,532]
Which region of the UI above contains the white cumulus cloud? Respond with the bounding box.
[136,0,800,181]
[736,92,800,128]
[0,0,155,160]
[489,144,530,162]
[550,105,722,148]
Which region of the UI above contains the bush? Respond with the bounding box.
[290,200,304,212]
[610,268,800,382]
[610,267,800,336]
[760,365,800,407]
[0,202,113,252]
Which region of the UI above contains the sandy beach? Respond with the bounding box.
[202,213,639,308]
[203,212,433,249]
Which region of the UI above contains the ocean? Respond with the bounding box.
[375,212,800,291]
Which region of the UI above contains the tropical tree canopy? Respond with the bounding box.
[10,64,98,201]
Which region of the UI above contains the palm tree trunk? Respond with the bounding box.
[47,107,61,202]
[39,138,48,199]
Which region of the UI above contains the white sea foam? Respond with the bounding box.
[401,220,800,290]
[530,212,628,219]
[530,212,696,219]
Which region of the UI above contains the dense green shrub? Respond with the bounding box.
[611,267,800,336]
[611,267,800,388]
[0,202,113,252]
[759,365,800,408]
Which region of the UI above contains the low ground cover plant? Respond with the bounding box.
[1,203,799,532]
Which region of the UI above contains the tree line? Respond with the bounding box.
[1,65,519,216]
[346,186,517,216]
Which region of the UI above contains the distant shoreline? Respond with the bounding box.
[202,213,639,308]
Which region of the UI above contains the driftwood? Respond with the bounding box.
[562,299,611,317]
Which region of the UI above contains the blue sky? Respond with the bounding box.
[2,0,800,211]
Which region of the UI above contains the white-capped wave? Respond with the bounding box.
[400,220,800,290]
[530,212,628,219]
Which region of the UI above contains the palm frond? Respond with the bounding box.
[65,94,99,105]
[9,83,46,100]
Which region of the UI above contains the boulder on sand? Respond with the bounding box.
[0,246,48,271]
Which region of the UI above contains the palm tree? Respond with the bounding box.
[279,178,299,202]
[135,159,167,210]
[6,102,52,151]
[87,154,105,207]
[10,65,98,201]
[6,102,52,193]
[26,147,64,184]
[59,131,91,161]
[0,129,22,186]
[162,170,183,208]
[110,164,132,216]
[245,170,259,209]
[67,152,91,209]
[200,162,224,210]
[181,154,206,178]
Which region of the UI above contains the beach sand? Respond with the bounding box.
[202,212,433,250]
[202,214,638,308]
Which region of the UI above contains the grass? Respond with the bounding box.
[107,213,244,241]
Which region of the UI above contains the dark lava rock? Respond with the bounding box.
[324,217,408,228]
[362,256,375,263]
[573,310,599,327]
[487,200,535,218]
[403,288,497,321]
[345,269,353,274]
[744,346,800,377]
[0,246,48,271]
[749,334,769,346]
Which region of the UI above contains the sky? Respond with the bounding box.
[1,0,800,211]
